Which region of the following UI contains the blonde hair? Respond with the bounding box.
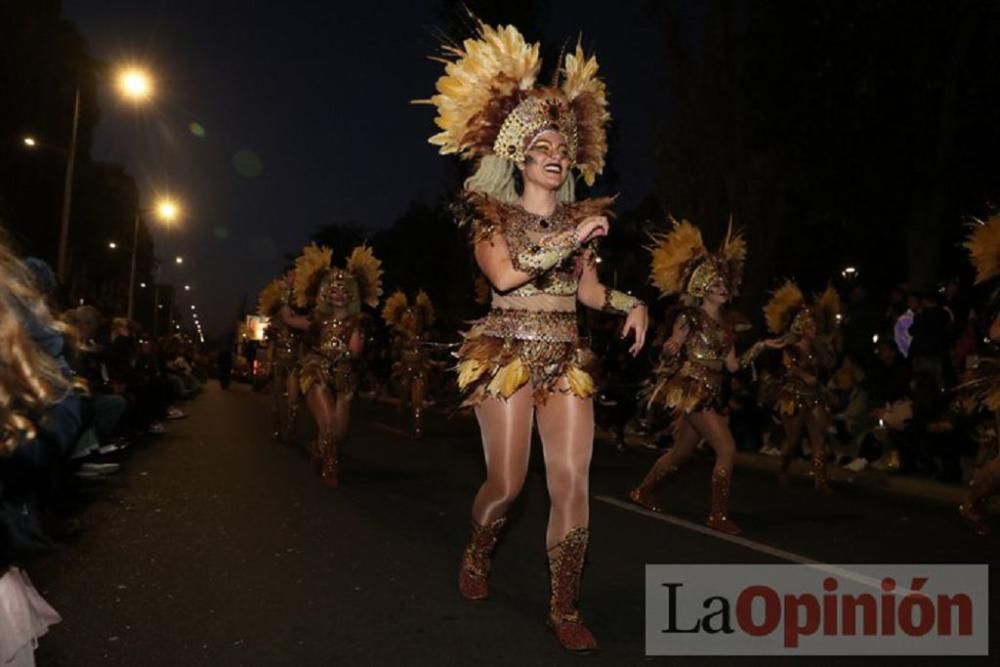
[0,236,75,454]
[464,154,577,204]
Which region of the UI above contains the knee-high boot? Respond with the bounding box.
[547,527,597,652]
[457,517,506,600]
[706,467,741,535]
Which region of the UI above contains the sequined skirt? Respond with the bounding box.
[299,351,355,395]
[775,377,834,416]
[455,309,595,405]
[644,358,725,415]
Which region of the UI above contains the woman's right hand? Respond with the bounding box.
[576,216,609,245]
[664,316,690,355]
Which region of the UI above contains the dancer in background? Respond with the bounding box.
[958,215,1000,535]
[629,220,783,534]
[258,271,304,443]
[418,22,647,651]
[292,244,383,487]
[382,290,436,438]
[762,281,842,493]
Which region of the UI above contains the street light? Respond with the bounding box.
[127,195,184,320]
[117,67,154,102]
[55,62,157,284]
[22,136,37,148]
[184,285,191,291]
[108,241,118,249]
[175,256,184,265]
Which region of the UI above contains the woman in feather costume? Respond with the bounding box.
[958,215,1000,535]
[291,243,383,487]
[417,21,648,651]
[258,272,304,444]
[762,281,842,493]
[383,290,437,438]
[628,220,784,535]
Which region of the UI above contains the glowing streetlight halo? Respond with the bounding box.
[117,66,154,102]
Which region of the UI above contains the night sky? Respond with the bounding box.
[64,1,666,337]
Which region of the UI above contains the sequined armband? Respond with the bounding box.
[738,341,767,369]
[602,288,643,315]
[510,229,579,276]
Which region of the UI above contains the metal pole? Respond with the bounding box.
[127,211,139,319]
[57,85,81,283]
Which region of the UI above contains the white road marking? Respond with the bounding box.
[595,494,888,591]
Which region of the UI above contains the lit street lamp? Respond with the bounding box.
[108,241,118,249]
[53,63,156,283]
[127,195,183,319]
[175,256,184,265]
[22,136,37,148]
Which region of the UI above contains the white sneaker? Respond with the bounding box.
[166,408,187,420]
[79,462,120,475]
[148,422,167,435]
[843,458,868,472]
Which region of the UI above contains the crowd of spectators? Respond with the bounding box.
[0,236,206,664]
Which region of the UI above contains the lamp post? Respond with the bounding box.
[127,197,180,319]
[54,65,155,283]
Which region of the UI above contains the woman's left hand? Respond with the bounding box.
[621,304,649,357]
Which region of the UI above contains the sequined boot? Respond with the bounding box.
[706,467,741,535]
[458,517,506,600]
[959,463,998,536]
[812,445,833,495]
[547,527,598,652]
[628,460,678,513]
[319,433,339,488]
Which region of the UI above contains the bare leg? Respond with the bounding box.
[459,384,534,601]
[284,366,301,445]
[411,376,426,438]
[629,418,700,511]
[470,385,535,524]
[271,365,287,440]
[777,412,806,484]
[306,384,340,487]
[805,405,833,494]
[687,410,741,535]
[535,387,598,651]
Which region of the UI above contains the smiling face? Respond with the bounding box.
[317,269,359,314]
[519,130,571,192]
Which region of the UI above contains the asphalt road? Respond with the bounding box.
[31,383,999,666]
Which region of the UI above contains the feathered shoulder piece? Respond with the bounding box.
[346,245,384,308]
[649,219,708,297]
[415,290,435,328]
[257,279,285,318]
[763,281,806,335]
[964,214,1000,285]
[382,291,408,327]
[293,243,332,308]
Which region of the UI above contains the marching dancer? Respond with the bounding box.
[762,281,842,493]
[629,220,783,534]
[382,290,436,438]
[292,243,383,487]
[258,272,304,443]
[418,22,648,651]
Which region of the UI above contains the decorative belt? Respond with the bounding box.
[480,309,577,343]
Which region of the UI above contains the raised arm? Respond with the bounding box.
[280,304,311,331]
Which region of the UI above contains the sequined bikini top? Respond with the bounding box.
[681,307,735,364]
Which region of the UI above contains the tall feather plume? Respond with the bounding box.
[813,285,843,334]
[720,216,747,296]
[763,281,805,334]
[562,40,609,186]
[346,245,384,308]
[382,291,408,327]
[257,279,285,318]
[415,290,435,328]
[293,244,332,309]
[648,219,707,297]
[964,215,1000,285]
[414,22,541,159]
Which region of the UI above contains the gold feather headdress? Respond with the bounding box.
[763,280,842,337]
[649,217,747,302]
[292,243,383,314]
[964,214,1000,285]
[382,289,435,333]
[414,21,610,201]
[256,278,286,318]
